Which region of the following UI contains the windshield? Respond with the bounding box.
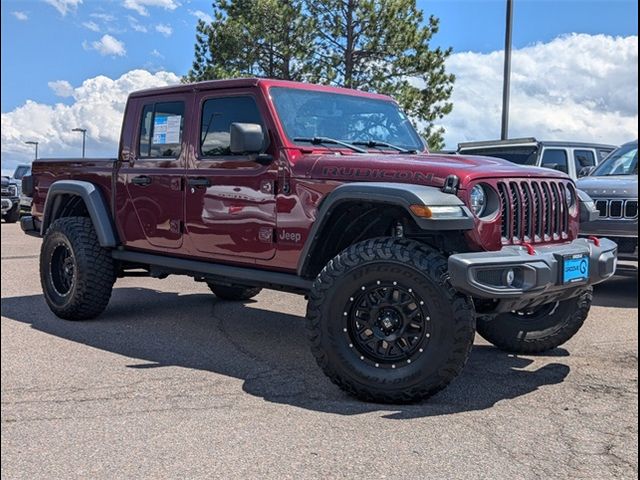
[458,146,538,166]
[13,165,30,180]
[592,143,638,176]
[269,87,425,152]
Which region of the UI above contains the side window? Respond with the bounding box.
[574,149,596,169]
[138,101,185,158]
[541,149,569,174]
[200,96,263,156]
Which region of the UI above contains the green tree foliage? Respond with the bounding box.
[185,0,315,81]
[186,0,454,150]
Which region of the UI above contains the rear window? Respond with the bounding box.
[458,146,538,165]
[574,149,596,169]
[138,101,185,158]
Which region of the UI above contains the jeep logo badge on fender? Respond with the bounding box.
[278,230,302,243]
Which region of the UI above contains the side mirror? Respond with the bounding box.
[230,123,265,154]
[578,166,595,177]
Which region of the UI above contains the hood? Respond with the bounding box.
[294,153,569,189]
[577,175,638,199]
[1,176,9,187]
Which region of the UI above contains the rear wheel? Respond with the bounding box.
[40,217,116,320]
[476,289,592,353]
[207,283,262,301]
[306,238,476,403]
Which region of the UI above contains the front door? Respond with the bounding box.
[185,92,277,261]
[120,97,188,251]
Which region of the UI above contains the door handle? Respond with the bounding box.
[188,177,211,188]
[131,175,152,186]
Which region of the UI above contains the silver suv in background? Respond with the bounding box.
[578,140,638,275]
[9,164,32,213]
[458,138,616,180]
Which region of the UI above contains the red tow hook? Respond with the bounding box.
[588,236,601,247]
[521,242,536,255]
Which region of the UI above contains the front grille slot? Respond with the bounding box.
[625,201,638,218]
[497,180,571,245]
[610,200,623,218]
[596,200,608,217]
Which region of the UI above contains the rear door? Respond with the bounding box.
[184,90,278,261]
[119,96,189,251]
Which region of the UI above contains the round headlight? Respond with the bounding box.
[470,185,487,217]
[565,186,575,207]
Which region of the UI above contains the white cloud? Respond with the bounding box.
[1,70,180,169]
[48,80,75,98]
[82,20,100,32]
[11,11,28,21]
[189,9,213,24]
[83,34,127,57]
[90,12,115,22]
[123,0,179,17]
[128,15,148,33]
[150,49,163,58]
[438,33,638,149]
[44,0,82,16]
[155,23,173,37]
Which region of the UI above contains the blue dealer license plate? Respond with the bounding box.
[562,254,590,284]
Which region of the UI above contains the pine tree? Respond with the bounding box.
[307,0,454,150]
[185,0,315,82]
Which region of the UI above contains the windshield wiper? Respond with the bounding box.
[352,140,417,154]
[293,137,367,154]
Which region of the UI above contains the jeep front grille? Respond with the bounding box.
[594,199,638,219]
[497,180,572,244]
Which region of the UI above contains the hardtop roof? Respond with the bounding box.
[128,78,395,102]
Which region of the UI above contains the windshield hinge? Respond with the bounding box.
[442,175,460,194]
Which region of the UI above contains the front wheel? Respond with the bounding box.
[3,204,20,223]
[476,289,593,354]
[306,238,476,403]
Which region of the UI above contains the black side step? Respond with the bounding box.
[111,250,311,294]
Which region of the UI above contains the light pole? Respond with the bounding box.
[501,0,514,140]
[72,128,87,158]
[25,141,39,160]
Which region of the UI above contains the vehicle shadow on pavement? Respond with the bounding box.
[2,287,573,419]
[592,275,638,309]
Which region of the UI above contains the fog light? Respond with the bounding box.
[504,269,515,287]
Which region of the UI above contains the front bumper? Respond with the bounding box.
[449,238,617,311]
[19,194,32,212]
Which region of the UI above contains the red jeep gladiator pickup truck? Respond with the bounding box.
[20,78,617,403]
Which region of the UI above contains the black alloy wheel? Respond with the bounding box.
[49,242,76,296]
[346,282,431,369]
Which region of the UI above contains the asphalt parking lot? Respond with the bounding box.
[1,222,637,479]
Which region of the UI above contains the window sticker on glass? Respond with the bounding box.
[153,114,182,144]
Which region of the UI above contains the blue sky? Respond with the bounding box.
[1,1,637,170]
[1,0,637,112]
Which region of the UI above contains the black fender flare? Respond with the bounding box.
[41,180,118,247]
[297,182,474,276]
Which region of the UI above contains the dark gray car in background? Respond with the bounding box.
[578,140,638,274]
